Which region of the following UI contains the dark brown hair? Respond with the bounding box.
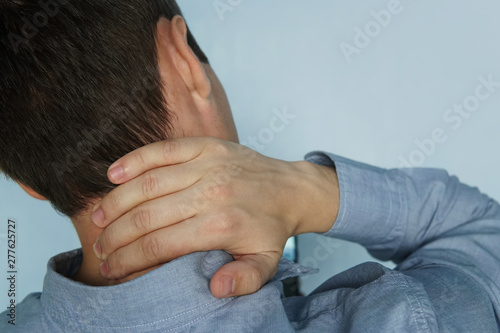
[0,0,208,217]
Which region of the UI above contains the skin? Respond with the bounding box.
[19,16,340,297]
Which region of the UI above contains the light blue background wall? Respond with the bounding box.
[1,0,500,305]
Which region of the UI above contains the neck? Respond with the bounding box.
[71,212,156,286]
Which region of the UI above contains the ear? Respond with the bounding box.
[156,16,211,99]
[16,182,47,201]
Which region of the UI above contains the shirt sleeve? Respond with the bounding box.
[305,152,500,307]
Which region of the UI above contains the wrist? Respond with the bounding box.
[291,160,339,236]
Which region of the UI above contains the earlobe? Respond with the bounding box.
[168,16,211,99]
[16,182,47,201]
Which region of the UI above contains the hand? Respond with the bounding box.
[91,137,339,298]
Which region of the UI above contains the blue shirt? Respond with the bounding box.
[2,153,499,332]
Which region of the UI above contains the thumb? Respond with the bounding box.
[210,253,281,298]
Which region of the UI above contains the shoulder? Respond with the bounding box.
[401,260,499,332]
[0,292,46,331]
[284,262,441,332]
[285,262,498,332]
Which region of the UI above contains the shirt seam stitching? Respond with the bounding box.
[45,298,233,330]
[393,273,433,333]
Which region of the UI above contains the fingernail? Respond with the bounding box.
[93,241,102,259]
[109,166,124,182]
[100,261,109,277]
[220,275,235,298]
[91,208,105,227]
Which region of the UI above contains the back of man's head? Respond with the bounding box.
[0,0,208,217]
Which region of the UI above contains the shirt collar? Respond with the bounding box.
[41,249,316,330]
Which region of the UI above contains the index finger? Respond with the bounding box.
[106,137,214,184]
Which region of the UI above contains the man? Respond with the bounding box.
[1,1,499,332]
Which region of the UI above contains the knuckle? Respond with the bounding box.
[205,210,236,235]
[99,231,112,254]
[162,140,178,160]
[241,266,265,291]
[205,136,219,146]
[210,139,230,155]
[204,183,233,200]
[134,150,147,166]
[141,172,160,199]
[131,207,153,233]
[105,191,120,213]
[107,255,125,278]
[141,234,162,263]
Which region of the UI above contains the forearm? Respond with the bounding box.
[305,152,500,265]
[290,159,339,236]
[303,151,500,311]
